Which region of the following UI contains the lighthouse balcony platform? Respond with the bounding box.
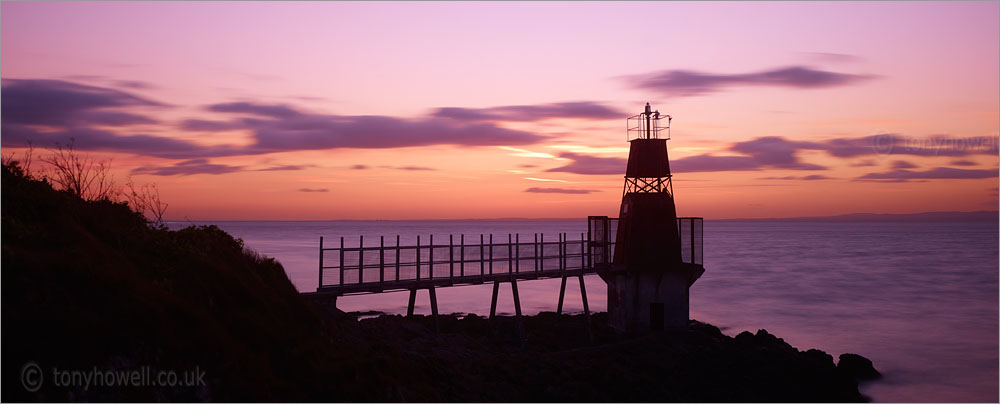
[586,216,703,268]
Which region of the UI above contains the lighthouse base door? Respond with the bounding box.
[606,270,690,332]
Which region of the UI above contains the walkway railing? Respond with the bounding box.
[586,216,703,266]
[317,217,702,294]
[319,233,600,293]
[678,217,704,265]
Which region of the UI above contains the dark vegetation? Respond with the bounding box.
[2,159,350,401]
[2,159,877,402]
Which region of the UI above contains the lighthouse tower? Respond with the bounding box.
[601,103,705,332]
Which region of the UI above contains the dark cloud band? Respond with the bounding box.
[626,66,874,96]
[524,187,597,194]
[433,102,623,122]
[1,79,556,159]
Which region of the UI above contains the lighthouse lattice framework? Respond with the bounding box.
[600,103,705,331]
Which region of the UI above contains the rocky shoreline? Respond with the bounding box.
[329,310,880,402]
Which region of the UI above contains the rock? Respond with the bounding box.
[734,330,756,345]
[755,329,794,350]
[838,353,882,380]
[805,348,835,366]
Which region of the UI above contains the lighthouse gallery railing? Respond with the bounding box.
[317,218,702,292]
[586,217,702,268]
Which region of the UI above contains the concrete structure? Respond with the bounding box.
[601,104,705,332]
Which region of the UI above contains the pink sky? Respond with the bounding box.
[2,1,997,220]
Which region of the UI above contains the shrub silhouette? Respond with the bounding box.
[1,162,359,401]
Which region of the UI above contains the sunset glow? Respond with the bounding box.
[2,1,997,220]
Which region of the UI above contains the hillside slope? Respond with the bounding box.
[2,164,370,401]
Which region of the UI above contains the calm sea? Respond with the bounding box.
[167,219,999,403]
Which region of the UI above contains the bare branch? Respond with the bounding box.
[33,140,168,226]
[22,141,35,177]
[125,176,169,226]
[2,141,36,178]
[39,139,118,201]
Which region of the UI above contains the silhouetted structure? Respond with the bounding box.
[600,104,705,331]
[308,104,704,335]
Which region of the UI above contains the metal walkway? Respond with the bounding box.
[313,217,702,294]
[307,216,702,335]
[319,232,600,295]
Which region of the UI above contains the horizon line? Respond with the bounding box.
[163,209,999,223]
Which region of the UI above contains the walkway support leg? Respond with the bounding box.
[511,277,524,341]
[489,280,500,320]
[557,276,568,315]
[579,274,593,341]
[407,289,417,317]
[429,286,440,334]
[511,278,522,318]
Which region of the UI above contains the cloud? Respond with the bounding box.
[349,164,369,170]
[63,75,156,90]
[726,137,826,170]
[113,80,155,90]
[179,119,245,131]
[728,135,996,171]
[950,160,977,167]
[64,74,104,82]
[374,165,436,171]
[20,77,993,191]
[856,167,998,182]
[1,79,162,126]
[524,177,569,183]
[524,187,597,194]
[819,135,895,157]
[132,159,245,176]
[498,146,557,159]
[2,80,550,160]
[548,136,825,175]
[820,134,998,157]
[432,102,623,122]
[676,135,993,175]
[208,102,302,119]
[546,152,625,175]
[2,124,246,159]
[131,160,305,176]
[256,164,307,172]
[626,66,874,96]
[547,134,992,176]
[205,102,548,152]
[671,155,760,172]
[849,159,877,167]
[760,175,833,181]
[298,188,329,193]
[539,132,997,177]
[82,111,158,126]
[799,52,863,64]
